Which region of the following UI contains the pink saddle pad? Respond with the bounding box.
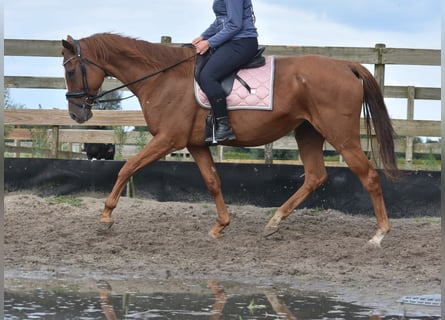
[195,56,275,111]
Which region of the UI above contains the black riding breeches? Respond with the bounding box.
[199,37,258,110]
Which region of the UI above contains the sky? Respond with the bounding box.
[4,0,442,122]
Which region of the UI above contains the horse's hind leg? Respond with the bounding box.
[337,141,390,247]
[264,122,328,236]
[188,145,230,238]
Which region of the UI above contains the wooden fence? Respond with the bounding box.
[4,38,441,168]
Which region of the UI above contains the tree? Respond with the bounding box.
[4,88,25,138]
[93,90,123,111]
[4,88,25,109]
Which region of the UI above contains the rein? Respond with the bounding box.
[64,38,197,106]
[93,53,197,102]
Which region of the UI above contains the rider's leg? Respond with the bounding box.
[199,38,258,143]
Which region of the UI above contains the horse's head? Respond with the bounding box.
[61,35,106,123]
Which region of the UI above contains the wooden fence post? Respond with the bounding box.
[14,139,21,158]
[161,36,172,44]
[264,143,273,164]
[218,145,224,161]
[51,125,60,158]
[67,142,73,159]
[374,43,386,95]
[405,86,415,164]
[371,43,386,169]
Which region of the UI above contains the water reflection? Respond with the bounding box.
[4,278,440,319]
[207,280,226,320]
[264,290,298,320]
[98,280,117,320]
[94,279,371,319]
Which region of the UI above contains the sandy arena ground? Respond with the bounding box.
[4,192,441,315]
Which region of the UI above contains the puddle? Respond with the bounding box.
[4,275,441,319]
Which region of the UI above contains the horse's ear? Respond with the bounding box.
[62,35,75,54]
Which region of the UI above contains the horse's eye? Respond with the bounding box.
[67,69,75,77]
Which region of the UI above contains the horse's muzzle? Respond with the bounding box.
[69,108,92,124]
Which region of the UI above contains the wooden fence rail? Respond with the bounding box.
[4,109,440,137]
[4,38,441,168]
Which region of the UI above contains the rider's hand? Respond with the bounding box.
[193,39,210,55]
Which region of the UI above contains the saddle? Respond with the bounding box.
[184,44,266,96]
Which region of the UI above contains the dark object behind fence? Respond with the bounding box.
[4,158,440,217]
[83,143,115,160]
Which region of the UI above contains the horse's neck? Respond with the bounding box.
[103,43,191,86]
[101,48,154,84]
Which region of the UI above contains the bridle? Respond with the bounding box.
[63,38,197,118]
[63,39,109,115]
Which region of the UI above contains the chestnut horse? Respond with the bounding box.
[62,33,398,247]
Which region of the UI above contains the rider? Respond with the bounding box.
[192,0,258,144]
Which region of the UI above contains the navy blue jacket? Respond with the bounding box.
[201,0,258,48]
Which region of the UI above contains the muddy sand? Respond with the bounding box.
[4,193,441,315]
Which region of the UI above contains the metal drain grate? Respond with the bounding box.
[400,294,441,307]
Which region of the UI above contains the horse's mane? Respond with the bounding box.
[81,33,193,75]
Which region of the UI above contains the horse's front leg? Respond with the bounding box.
[188,146,230,238]
[99,136,175,228]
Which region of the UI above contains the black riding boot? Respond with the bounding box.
[204,94,236,144]
[215,116,236,142]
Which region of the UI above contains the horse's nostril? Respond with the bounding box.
[70,113,77,121]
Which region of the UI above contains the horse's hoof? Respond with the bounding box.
[209,225,224,239]
[263,215,282,237]
[366,231,385,248]
[208,222,227,239]
[98,217,114,231]
[208,229,222,239]
[97,222,114,233]
[366,238,382,249]
[262,225,279,237]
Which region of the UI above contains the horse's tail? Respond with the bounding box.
[350,62,400,181]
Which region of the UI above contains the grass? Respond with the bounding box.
[412,217,441,223]
[264,208,277,217]
[45,195,85,207]
[223,151,256,160]
[47,284,80,294]
[247,298,266,314]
